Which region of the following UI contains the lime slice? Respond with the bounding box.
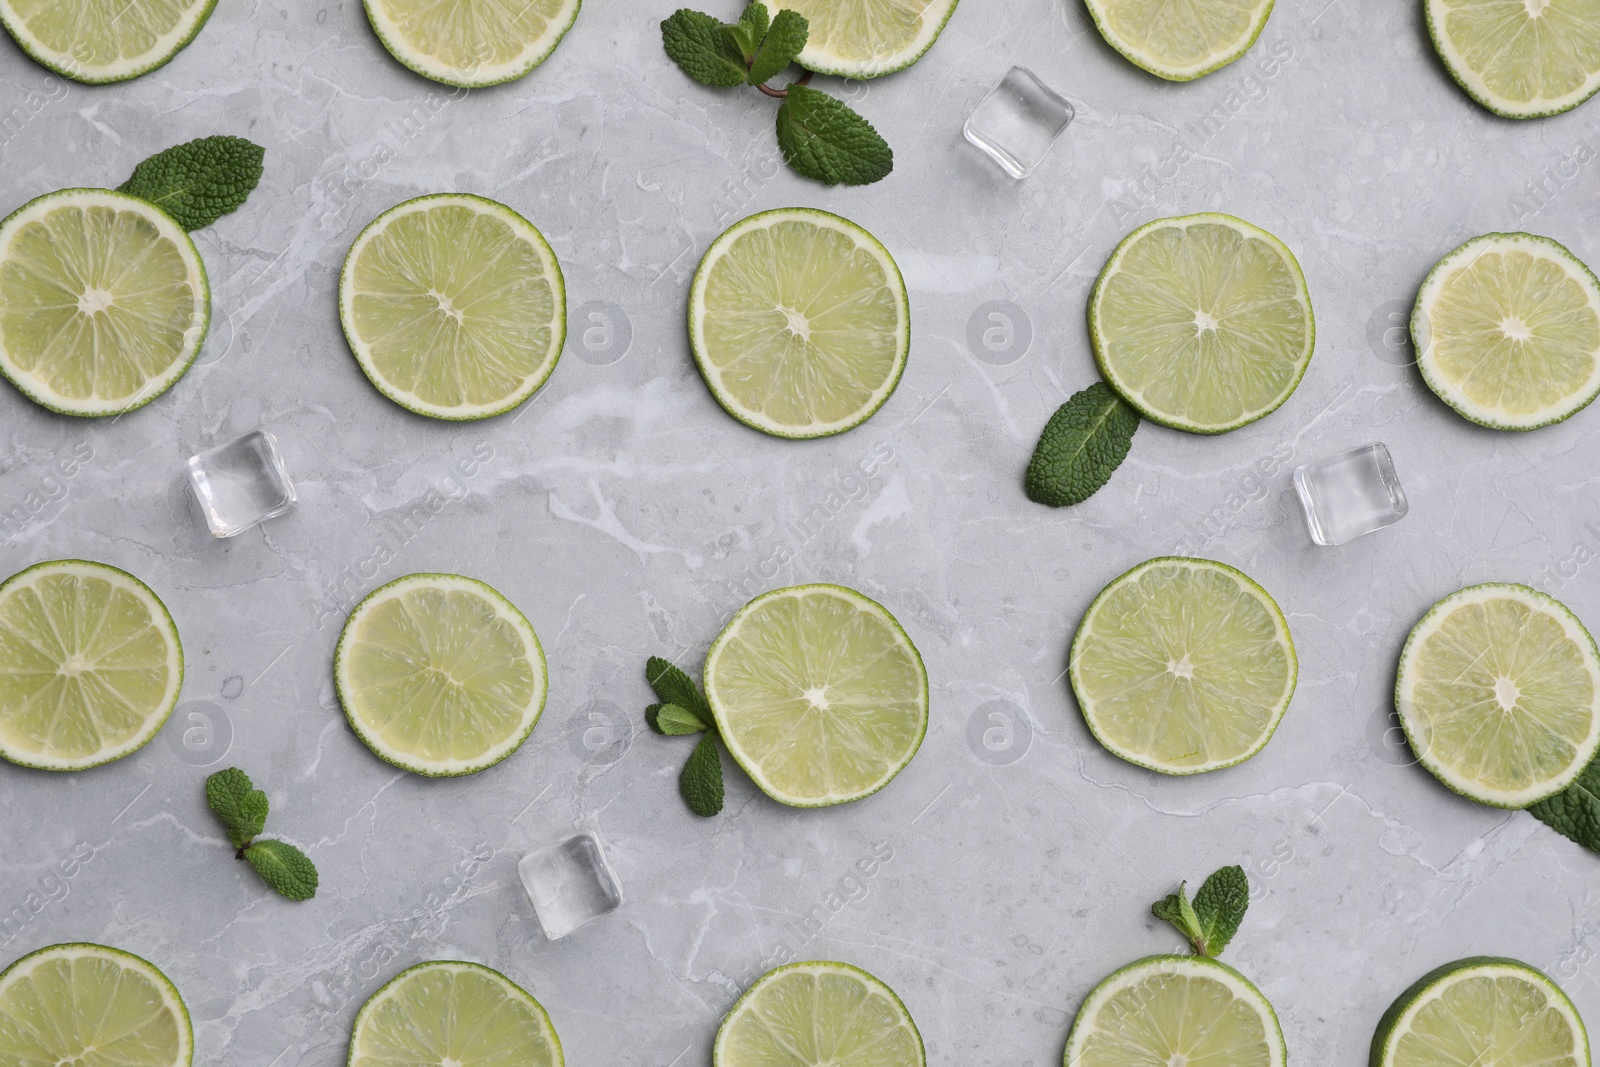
[0,0,217,83]
[1084,0,1274,81]
[362,0,581,87]
[1091,213,1314,434]
[0,943,193,1067]
[1070,557,1297,774]
[335,573,547,777]
[689,208,909,440]
[0,189,209,417]
[1372,957,1589,1067]
[339,194,565,421]
[715,961,924,1067]
[1412,232,1600,431]
[0,559,183,772]
[1427,0,1600,118]
[703,584,927,806]
[350,961,562,1067]
[1396,583,1600,808]
[776,0,960,79]
[1065,955,1286,1067]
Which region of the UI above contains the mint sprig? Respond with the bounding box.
[645,655,726,816]
[204,767,318,901]
[1025,381,1140,507]
[1530,755,1600,855]
[661,3,893,186]
[118,135,265,231]
[1152,864,1248,957]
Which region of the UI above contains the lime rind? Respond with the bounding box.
[1425,0,1600,119]
[1083,0,1275,82]
[0,0,218,83]
[362,0,582,87]
[1411,232,1600,431]
[785,0,961,79]
[349,960,562,1067]
[714,960,925,1067]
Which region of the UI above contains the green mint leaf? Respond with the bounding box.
[647,656,714,723]
[645,703,668,734]
[775,84,893,186]
[729,2,770,61]
[680,733,725,817]
[1530,756,1600,855]
[245,839,319,901]
[661,9,750,88]
[656,703,709,736]
[749,8,808,85]
[1025,382,1140,507]
[1152,881,1207,954]
[205,767,268,849]
[118,135,264,231]
[1191,865,1249,957]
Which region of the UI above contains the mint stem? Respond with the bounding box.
[756,69,812,98]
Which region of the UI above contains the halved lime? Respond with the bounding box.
[334,573,547,777]
[362,0,581,87]
[1069,557,1297,774]
[0,0,217,83]
[339,194,565,421]
[0,189,209,417]
[1372,957,1589,1067]
[1065,955,1286,1067]
[1427,0,1600,118]
[1084,0,1274,81]
[0,559,183,771]
[703,584,927,806]
[689,208,909,440]
[349,961,562,1067]
[1091,213,1314,433]
[715,961,924,1067]
[1396,583,1600,809]
[1412,233,1600,430]
[0,943,193,1067]
[778,0,960,79]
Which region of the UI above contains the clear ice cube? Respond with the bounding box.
[185,430,296,538]
[1293,443,1408,546]
[963,66,1075,178]
[518,833,622,940]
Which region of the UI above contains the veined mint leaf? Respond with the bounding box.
[647,656,713,723]
[750,8,808,85]
[118,135,264,231]
[662,9,750,88]
[205,767,268,849]
[775,84,893,186]
[1191,865,1248,957]
[656,703,709,736]
[1025,382,1140,507]
[680,733,725,817]
[1530,757,1600,855]
[730,2,770,61]
[245,839,319,901]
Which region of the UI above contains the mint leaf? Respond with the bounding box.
[1025,382,1140,507]
[775,84,893,186]
[656,703,709,736]
[729,2,770,61]
[749,9,807,86]
[205,767,268,849]
[118,135,264,231]
[1191,865,1248,957]
[245,839,319,901]
[680,733,725,817]
[647,656,713,724]
[661,9,750,88]
[1530,756,1600,855]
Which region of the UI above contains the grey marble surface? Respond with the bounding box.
[3,1,1600,1064]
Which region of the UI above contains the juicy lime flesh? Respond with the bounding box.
[778,0,934,65]
[1095,0,1267,69]
[711,592,923,802]
[1073,968,1275,1066]
[0,950,186,1066]
[1097,221,1310,429]
[1392,973,1582,1067]
[720,967,920,1067]
[701,220,901,431]
[353,966,558,1067]
[1437,0,1600,109]
[348,203,557,410]
[1074,563,1292,770]
[1405,596,1595,797]
[371,0,568,70]
[5,0,200,67]
[1425,248,1599,420]
[343,587,538,764]
[1,201,197,405]
[0,570,175,763]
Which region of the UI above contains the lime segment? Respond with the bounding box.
[1084,0,1275,81]
[777,0,960,78]
[362,0,581,87]
[349,961,562,1067]
[1427,0,1600,118]
[715,961,924,1067]
[0,0,217,83]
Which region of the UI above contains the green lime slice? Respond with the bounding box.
[689,208,909,440]
[1396,583,1600,808]
[0,188,209,417]
[777,0,960,78]
[1412,232,1600,431]
[349,961,562,1067]
[334,573,547,777]
[1372,957,1589,1067]
[362,0,581,87]
[1427,0,1600,118]
[715,961,924,1067]
[1070,557,1297,774]
[0,559,183,772]
[339,193,566,421]
[0,943,193,1067]
[704,584,928,807]
[1065,955,1286,1067]
[1091,212,1314,434]
[0,0,217,83]
[1084,0,1274,81]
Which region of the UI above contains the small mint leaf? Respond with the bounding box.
[1152,881,1207,954]
[205,767,268,849]
[661,9,750,88]
[775,84,892,186]
[680,733,725,817]
[656,703,709,736]
[730,2,770,61]
[749,8,807,86]
[1530,756,1600,855]
[245,839,319,901]
[1025,382,1140,507]
[647,656,714,724]
[118,135,264,231]
[1191,865,1249,957]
